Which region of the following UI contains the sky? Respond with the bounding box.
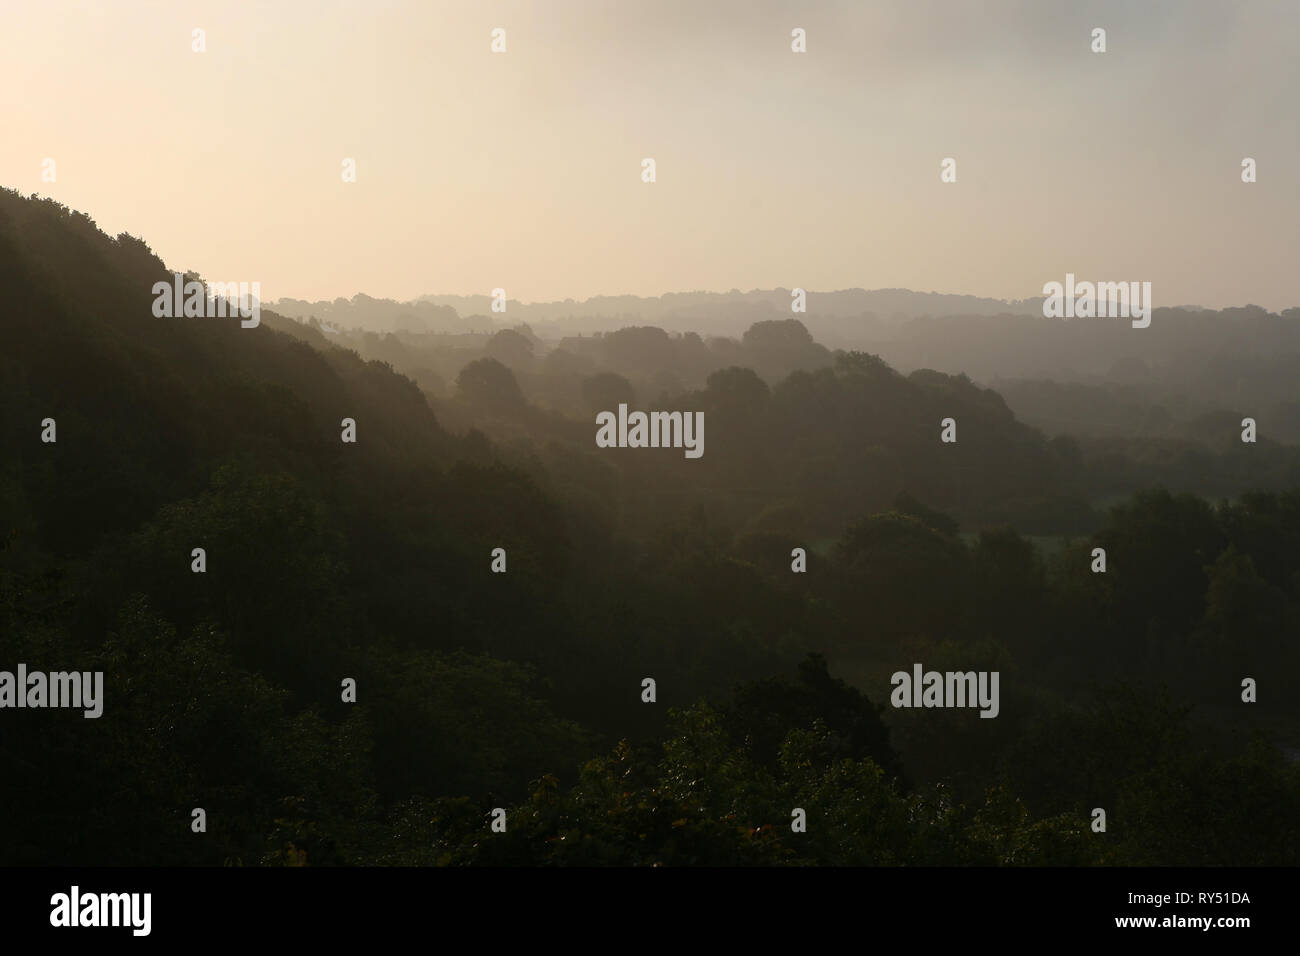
[2,0,1296,309]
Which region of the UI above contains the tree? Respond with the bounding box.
[580,371,634,414]
[456,357,525,412]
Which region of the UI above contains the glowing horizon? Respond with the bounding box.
[3,0,1296,310]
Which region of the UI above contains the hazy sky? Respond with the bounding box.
[3,0,1296,309]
